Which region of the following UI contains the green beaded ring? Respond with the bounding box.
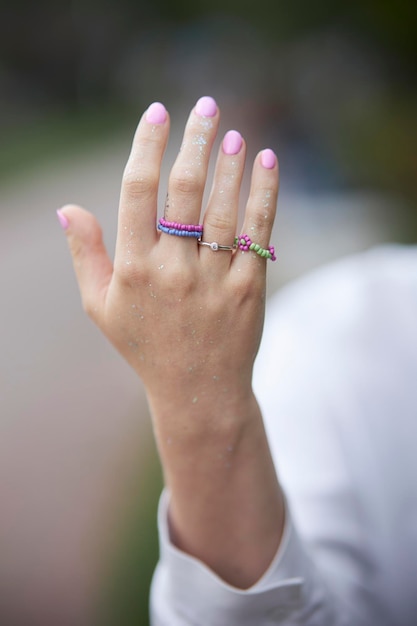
[234,234,276,261]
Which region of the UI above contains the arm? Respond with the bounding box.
[58,98,344,624]
[58,96,283,587]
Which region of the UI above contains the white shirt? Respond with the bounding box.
[150,245,417,625]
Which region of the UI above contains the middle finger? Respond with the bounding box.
[160,96,220,255]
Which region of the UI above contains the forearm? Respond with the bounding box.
[148,385,285,589]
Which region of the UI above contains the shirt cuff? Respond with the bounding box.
[150,489,316,626]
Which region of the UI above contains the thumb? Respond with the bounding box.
[57,204,113,319]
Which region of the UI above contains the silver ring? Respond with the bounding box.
[198,239,235,252]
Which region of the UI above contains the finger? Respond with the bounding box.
[233,149,279,272]
[57,205,113,322]
[161,96,219,255]
[116,102,170,263]
[200,130,246,272]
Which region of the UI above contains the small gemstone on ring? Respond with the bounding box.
[210,242,219,251]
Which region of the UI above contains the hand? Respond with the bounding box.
[58,97,283,587]
[59,97,278,406]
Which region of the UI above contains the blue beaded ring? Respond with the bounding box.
[158,224,202,238]
[157,217,203,238]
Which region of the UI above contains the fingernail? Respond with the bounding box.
[56,209,69,230]
[195,96,217,117]
[146,102,167,124]
[261,149,276,169]
[222,130,243,155]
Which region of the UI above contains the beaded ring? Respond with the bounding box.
[234,234,276,261]
[158,224,202,237]
[158,217,203,237]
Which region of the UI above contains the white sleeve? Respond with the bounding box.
[150,490,343,626]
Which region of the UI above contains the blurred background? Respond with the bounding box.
[0,1,416,624]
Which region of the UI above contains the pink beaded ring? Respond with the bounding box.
[158,217,203,238]
[234,234,276,261]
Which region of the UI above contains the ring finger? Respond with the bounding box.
[199,130,246,273]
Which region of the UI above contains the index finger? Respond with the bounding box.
[115,102,170,265]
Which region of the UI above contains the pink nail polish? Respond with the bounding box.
[146,102,167,124]
[261,149,276,169]
[56,209,69,230]
[195,96,217,117]
[222,130,243,155]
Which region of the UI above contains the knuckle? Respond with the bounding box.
[122,169,158,199]
[169,169,203,195]
[249,189,276,227]
[206,210,233,233]
[164,264,197,295]
[231,272,264,302]
[114,257,145,287]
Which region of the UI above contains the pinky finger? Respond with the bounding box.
[234,149,279,268]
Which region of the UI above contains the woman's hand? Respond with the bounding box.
[58,97,284,588]
[58,97,277,396]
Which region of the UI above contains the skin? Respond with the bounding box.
[59,98,285,589]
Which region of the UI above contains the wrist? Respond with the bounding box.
[146,379,259,460]
[147,373,255,425]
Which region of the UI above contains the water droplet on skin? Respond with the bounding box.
[158,264,165,270]
[192,397,198,404]
[125,260,132,265]
[213,375,219,381]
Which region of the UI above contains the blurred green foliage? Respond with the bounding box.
[0,104,137,184]
[1,1,415,208]
[98,445,163,626]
